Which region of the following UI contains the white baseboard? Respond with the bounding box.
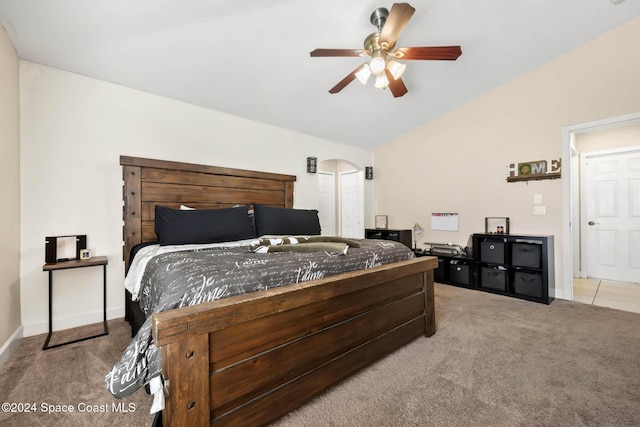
[22,306,125,337]
[0,325,24,367]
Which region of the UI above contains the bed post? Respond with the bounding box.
[424,269,436,337]
[161,333,210,427]
[284,181,294,208]
[122,164,142,271]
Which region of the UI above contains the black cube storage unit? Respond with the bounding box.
[472,234,554,304]
[365,229,412,249]
[418,251,473,288]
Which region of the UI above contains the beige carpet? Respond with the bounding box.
[0,319,154,427]
[1,284,640,427]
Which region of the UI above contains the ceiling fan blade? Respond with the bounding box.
[394,46,462,60]
[385,69,408,98]
[328,64,366,94]
[310,48,366,57]
[379,3,415,49]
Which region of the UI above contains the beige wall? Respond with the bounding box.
[19,62,373,336]
[0,25,21,352]
[374,17,640,299]
[575,122,640,153]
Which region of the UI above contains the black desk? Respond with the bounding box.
[42,256,109,350]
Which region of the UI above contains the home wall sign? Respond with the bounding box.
[506,158,561,182]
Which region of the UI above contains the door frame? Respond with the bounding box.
[561,111,640,300]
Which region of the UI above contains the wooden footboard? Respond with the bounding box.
[152,256,437,427]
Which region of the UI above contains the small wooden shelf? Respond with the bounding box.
[43,255,108,271]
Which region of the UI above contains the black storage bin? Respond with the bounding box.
[480,266,506,291]
[434,258,446,282]
[512,242,542,268]
[513,271,543,298]
[448,262,471,286]
[480,240,505,264]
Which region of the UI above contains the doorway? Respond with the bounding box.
[339,170,364,238]
[562,112,640,300]
[318,171,336,235]
[318,159,364,238]
[580,148,640,282]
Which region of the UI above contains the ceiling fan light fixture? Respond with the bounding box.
[369,55,386,75]
[355,64,372,84]
[386,60,406,80]
[374,73,389,89]
[310,3,462,97]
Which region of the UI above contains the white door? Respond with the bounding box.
[340,171,364,238]
[318,172,336,236]
[582,148,640,282]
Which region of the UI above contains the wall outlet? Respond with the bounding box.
[533,206,546,215]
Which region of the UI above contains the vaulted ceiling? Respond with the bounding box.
[1,0,639,149]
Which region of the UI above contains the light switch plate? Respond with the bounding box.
[534,194,543,204]
[533,206,546,215]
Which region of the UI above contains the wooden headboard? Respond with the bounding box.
[120,155,296,270]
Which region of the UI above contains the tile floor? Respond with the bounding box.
[573,277,640,314]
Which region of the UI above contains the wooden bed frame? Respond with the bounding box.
[120,155,438,427]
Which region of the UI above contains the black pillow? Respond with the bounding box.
[154,205,256,245]
[253,204,321,236]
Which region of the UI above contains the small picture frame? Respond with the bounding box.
[485,217,510,234]
[80,249,91,260]
[375,215,388,229]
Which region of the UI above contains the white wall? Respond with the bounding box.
[19,62,373,336]
[0,25,21,360]
[374,16,640,299]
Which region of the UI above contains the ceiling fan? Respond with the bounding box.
[310,3,462,98]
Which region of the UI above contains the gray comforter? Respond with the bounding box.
[105,238,414,399]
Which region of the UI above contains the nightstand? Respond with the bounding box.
[365,229,412,249]
[42,256,109,350]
